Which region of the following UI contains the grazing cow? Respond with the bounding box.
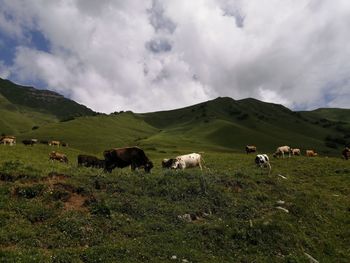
[306,150,318,157]
[22,139,38,146]
[245,145,257,154]
[49,140,60,147]
[171,153,203,170]
[342,147,350,160]
[49,151,68,163]
[273,146,292,158]
[1,135,16,141]
[292,148,301,156]
[1,137,16,146]
[40,140,49,145]
[255,154,271,174]
[103,146,153,173]
[78,154,105,168]
[61,142,68,147]
[161,158,176,168]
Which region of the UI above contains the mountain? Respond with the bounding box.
[138,97,349,154]
[0,78,96,135]
[0,78,95,120]
[1,77,349,154]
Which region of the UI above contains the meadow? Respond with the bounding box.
[0,144,349,262]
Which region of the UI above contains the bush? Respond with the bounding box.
[14,184,45,199]
[90,201,111,218]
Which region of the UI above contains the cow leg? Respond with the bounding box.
[131,163,137,171]
[266,163,271,175]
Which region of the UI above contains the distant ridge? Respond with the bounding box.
[0,78,95,120]
[0,78,349,153]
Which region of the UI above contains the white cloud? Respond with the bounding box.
[0,61,10,78]
[1,0,350,112]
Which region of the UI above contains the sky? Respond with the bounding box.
[0,0,349,113]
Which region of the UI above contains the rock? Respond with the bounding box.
[304,252,319,263]
[277,174,287,179]
[171,255,177,260]
[276,206,289,213]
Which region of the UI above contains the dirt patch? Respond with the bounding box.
[43,172,69,186]
[64,193,88,212]
[222,180,243,192]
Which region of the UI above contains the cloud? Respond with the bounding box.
[0,60,10,78]
[0,0,350,112]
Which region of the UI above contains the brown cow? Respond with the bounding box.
[342,147,350,160]
[245,145,257,154]
[103,146,153,173]
[306,150,318,157]
[49,151,68,163]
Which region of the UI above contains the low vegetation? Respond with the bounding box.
[0,145,349,262]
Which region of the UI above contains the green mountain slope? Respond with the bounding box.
[23,113,159,154]
[0,78,95,120]
[139,97,346,154]
[0,93,56,135]
[300,108,350,123]
[1,77,348,155]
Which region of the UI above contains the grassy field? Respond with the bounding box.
[0,144,349,262]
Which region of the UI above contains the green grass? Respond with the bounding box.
[0,144,349,262]
[22,113,159,154]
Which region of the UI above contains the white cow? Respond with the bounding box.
[255,154,271,174]
[171,153,203,170]
[273,146,291,158]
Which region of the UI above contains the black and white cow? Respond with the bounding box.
[255,154,271,174]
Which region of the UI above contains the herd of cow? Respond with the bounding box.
[1,135,350,174]
[0,136,68,147]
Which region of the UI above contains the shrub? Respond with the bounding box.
[14,184,45,199]
[90,201,111,218]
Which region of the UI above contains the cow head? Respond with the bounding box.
[144,161,153,173]
[171,159,182,169]
[162,158,176,168]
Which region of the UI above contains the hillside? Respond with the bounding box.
[24,112,159,154]
[139,97,348,154]
[0,77,349,155]
[0,78,95,121]
[300,108,350,123]
[0,93,57,135]
[0,146,349,262]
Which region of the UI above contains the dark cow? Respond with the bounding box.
[342,147,350,160]
[78,154,105,168]
[22,139,37,146]
[161,158,176,168]
[40,140,49,145]
[62,142,69,147]
[103,146,153,173]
